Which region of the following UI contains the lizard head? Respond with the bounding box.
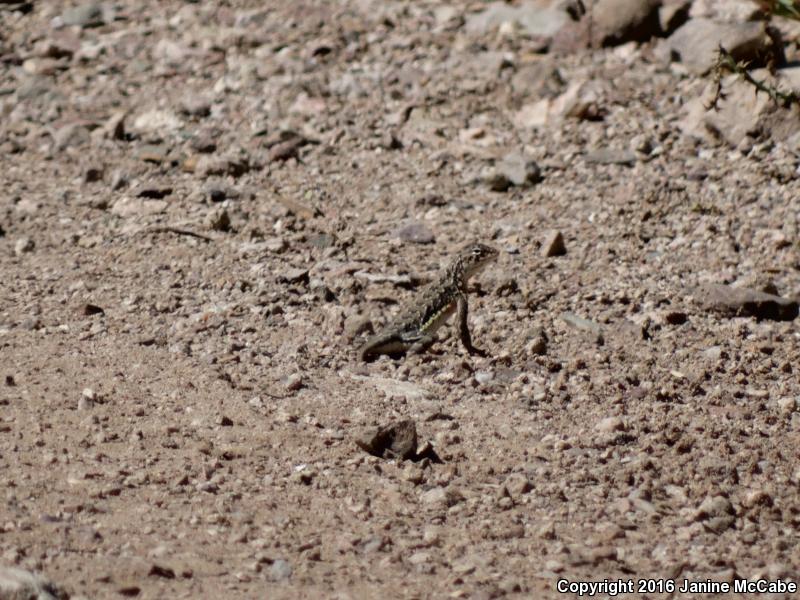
[458,242,499,279]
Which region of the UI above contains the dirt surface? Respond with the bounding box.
[2,1,800,598]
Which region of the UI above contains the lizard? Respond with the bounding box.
[358,241,499,361]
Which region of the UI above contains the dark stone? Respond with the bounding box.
[664,311,687,325]
[356,420,418,460]
[694,283,798,321]
[542,230,566,257]
[148,564,175,579]
[135,185,173,199]
[82,303,105,316]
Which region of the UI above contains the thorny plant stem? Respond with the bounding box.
[707,45,800,111]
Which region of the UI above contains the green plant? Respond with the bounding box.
[707,46,800,110]
[706,0,800,110]
[753,0,800,20]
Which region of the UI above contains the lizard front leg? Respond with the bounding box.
[360,331,434,361]
[407,333,436,355]
[457,292,487,356]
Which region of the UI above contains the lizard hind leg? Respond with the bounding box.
[360,336,405,362]
[456,292,487,356]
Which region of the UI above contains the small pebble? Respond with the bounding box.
[268,559,292,582]
[541,230,566,257]
[14,237,34,256]
[395,222,435,244]
[595,416,624,433]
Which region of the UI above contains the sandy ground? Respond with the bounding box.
[1,1,799,598]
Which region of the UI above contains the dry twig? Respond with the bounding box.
[706,45,800,111]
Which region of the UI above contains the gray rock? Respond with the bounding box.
[153,39,195,70]
[697,495,733,517]
[702,345,724,361]
[60,3,103,28]
[0,565,62,600]
[408,551,432,566]
[132,109,184,135]
[135,144,169,164]
[355,419,418,460]
[395,221,435,244]
[466,1,569,38]
[775,65,800,92]
[420,487,448,506]
[278,268,309,284]
[554,80,605,121]
[513,100,551,129]
[15,198,40,216]
[595,416,625,433]
[234,9,271,28]
[663,19,771,75]
[474,371,494,385]
[693,283,798,321]
[511,61,561,98]
[195,154,251,178]
[434,5,461,29]
[694,495,736,534]
[692,0,762,22]
[503,473,533,496]
[179,95,212,118]
[268,138,305,162]
[402,463,425,485]
[310,279,335,302]
[353,375,431,401]
[561,312,604,344]
[110,170,128,191]
[203,182,240,203]
[541,230,566,257]
[742,489,773,509]
[525,330,548,355]
[14,237,34,256]
[190,130,218,153]
[53,123,90,150]
[35,30,81,59]
[584,148,637,165]
[484,169,513,193]
[282,373,303,391]
[100,111,126,141]
[555,0,661,50]
[308,232,335,249]
[344,314,373,342]
[268,559,292,582]
[659,0,691,34]
[550,18,593,54]
[469,51,512,77]
[110,197,167,217]
[420,486,463,507]
[592,0,661,45]
[497,152,542,187]
[22,57,61,77]
[204,208,230,232]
